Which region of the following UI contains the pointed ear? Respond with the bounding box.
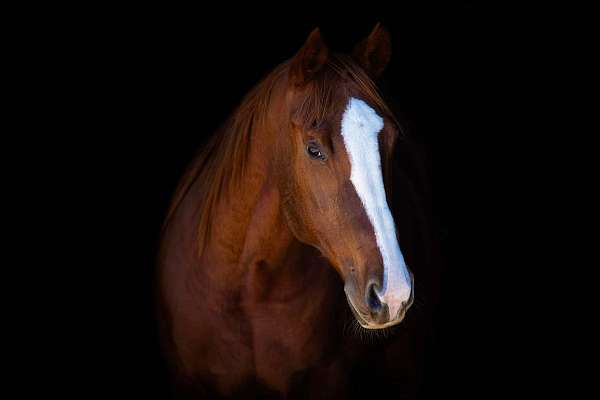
[290,28,329,86]
[352,23,392,78]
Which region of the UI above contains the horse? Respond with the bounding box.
[158,24,441,399]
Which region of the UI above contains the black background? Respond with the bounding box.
[41,2,529,398]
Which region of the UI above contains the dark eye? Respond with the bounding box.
[306,141,326,161]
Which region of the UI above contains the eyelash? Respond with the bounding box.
[306,141,327,161]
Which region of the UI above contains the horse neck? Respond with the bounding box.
[196,107,303,284]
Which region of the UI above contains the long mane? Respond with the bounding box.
[162,54,397,254]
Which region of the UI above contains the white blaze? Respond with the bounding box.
[340,97,412,318]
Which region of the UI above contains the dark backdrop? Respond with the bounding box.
[57,2,516,398]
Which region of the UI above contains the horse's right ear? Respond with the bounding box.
[289,28,329,86]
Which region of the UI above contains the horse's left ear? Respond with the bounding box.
[352,23,392,78]
[290,28,329,86]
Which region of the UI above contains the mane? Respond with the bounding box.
[162,54,398,254]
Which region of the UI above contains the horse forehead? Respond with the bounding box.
[339,97,384,135]
[329,97,383,178]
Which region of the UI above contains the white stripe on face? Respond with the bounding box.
[340,97,412,318]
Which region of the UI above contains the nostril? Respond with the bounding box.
[366,283,383,313]
[405,285,415,310]
[397,288,414,317]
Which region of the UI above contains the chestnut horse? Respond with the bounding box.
[159,25,440,399]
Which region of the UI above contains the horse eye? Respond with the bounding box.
[306,142,326,161]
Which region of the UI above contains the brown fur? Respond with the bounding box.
[158,26,439,399]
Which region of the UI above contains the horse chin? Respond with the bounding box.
[360,318,404,330]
